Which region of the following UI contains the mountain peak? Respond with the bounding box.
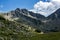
[47,8,60,19]
[15,8,21,11]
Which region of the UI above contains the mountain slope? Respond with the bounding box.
[0,15,38,40]
[2,8,60,33]
[42,8,60,33]
[47,8,60,19]
[3,8,44,32]
[0,15,60,40]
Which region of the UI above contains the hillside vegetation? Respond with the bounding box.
[0,15,60,40]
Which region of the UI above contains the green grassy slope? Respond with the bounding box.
[30,32,60,40]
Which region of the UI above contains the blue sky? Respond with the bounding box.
[1,0,59,17]
[0,0,40,12]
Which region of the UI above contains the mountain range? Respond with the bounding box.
[1,8,60,33]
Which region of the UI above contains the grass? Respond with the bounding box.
[31,32,60,40]
[0,28,60,40]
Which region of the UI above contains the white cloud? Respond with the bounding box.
[30,0,60,17]
[52,0,60,2]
